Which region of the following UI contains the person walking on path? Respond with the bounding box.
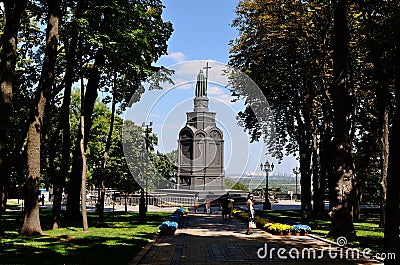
[246,193,255,235]
[205,197,211,214]
[194,195,199,213]
[221,194,229,220]
[227,193,234,219]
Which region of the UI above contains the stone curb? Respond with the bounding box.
[128,233,160,265]
[129,213,189,265]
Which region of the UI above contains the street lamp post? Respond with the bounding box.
[293,166,300,201]
[260,161,274,210]
[96,160,103,212]
[139,148,146,224]
[142,122,153,212]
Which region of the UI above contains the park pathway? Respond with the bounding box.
[131,209,383,265]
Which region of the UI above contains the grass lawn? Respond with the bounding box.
[260,208,386,254]
[1,208,171,264]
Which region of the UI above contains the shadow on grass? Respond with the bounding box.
[1,233,155,264]
[256,208,385,254]
[1,210,170,264]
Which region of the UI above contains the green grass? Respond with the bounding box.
[1,209,171,264]
[259,209,386,254]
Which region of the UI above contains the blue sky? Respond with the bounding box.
[157,0,239,65]
[125,61,270,177]
[124,0,298,176]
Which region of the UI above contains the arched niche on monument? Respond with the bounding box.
[195,132,206,139]
[194,131,206,163]
[179,129,193,167]
[180,130,192,140]
[207,129,223,168]
[209,129,222,139]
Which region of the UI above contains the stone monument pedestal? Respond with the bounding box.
[177,69,225,191]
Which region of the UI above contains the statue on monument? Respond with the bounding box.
[195,70,207,97]
[195,62,211,97]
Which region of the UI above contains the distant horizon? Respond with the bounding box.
[226,173,297,178]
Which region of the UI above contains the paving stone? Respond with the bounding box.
[132,210,383,265]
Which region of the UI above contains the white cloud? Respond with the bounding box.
[154,123,182,131]
[208,85,225,95]
[148,113,161,119]
[173,78,194,90]
[213,94,238,106]
[174,60,229,85]
[161,52,187,63]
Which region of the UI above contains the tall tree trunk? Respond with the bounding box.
[319,10,335,214]
[80,77,88,232]
[99,89,116,225]
[319,131,330,208]
[80,126,89,232]
[352,174,362,221]
[384,38,400,265]
[328,0,356,240]
[379,106,389,228]
[124,193,128,215]
[299,142,312,223]
[379,104,389,227]
[65,141,83,223]
[321,94,337,212]
[51,85,73,228]
[320,94,335,211]
[52,0,82,230]
[51,34,75,229]
[66,50,105,224]
[0,0,27,232]
[293,85,312,223]
[376,70,390,228]
[311,109,324,216]
[21,0,61,236]
[363,11,391,229]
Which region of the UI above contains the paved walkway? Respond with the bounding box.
[132,209,383,265]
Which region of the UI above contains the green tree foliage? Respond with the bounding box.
[0,0,173,233]
[230,0,400,241]
[0,1,28,231]
[150,150,177,189]
[68,90,134,191]
[121,120,176,192]
[230,0,333,222]
[65,0,173,223]
[225,179,249,192]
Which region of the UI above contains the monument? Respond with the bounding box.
[176,66,225,190]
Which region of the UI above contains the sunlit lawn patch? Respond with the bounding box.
[0,210,171,264]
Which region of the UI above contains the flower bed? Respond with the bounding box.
[158,207,189,235]
[292,224,311,235]
[232,208,311,236]
[159,221,178,235]
[264,223,293,235]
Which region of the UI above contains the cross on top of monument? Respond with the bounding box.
[195,62,211,97]
[203,61,211,79]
